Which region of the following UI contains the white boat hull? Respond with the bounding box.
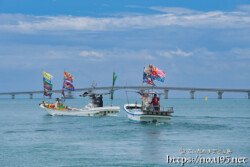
[124,104,173,123]
[40,104,120,117]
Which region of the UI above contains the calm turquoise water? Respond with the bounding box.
[0,98,249,166]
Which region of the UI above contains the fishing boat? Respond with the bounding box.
[124,65,174,123]
[40,97,120,116]
[124,105,173,123]
[124,92,174,123]
[39,72,120,116]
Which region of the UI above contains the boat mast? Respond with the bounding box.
[43,71,45,102]
[125,91,130,105]
[141,66,147,108]
[111,73,114,107]
[62,70,65,101]
[91,80,95,94]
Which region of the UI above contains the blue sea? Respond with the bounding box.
[0,98,249,167]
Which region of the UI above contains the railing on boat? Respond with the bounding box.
[160,106,174,113]
[128,103,174,115]
[142,105,174,115]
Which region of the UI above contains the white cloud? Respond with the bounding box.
[78,49,155,61]
[157,48,192,58]
[192,47,250,60]
[164,47,249,67]
[150,7,197,14]
[79,50,105,61]
[171,48,193,57]
[109,49,155,60]
[0,7,250,34]
[0,45,158,69]
[238,5,250,12]
[0,45,81,69]
[156,50,173,58]
[2,45,249,70]
[79,51,103,57]
[229,48,250,60]
[0,43,249,87]
[156,47,250,79]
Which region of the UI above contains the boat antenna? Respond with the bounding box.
[125,91,130,105]
[91,80,95,94]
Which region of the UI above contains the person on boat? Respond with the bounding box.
[55,98,60,108]
[98,95,103,107]
[92,95,99,107]
[55,98,64,108]
[151,94,160,111]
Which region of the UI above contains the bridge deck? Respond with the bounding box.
[0,86,249,95]
[0,86,249,99]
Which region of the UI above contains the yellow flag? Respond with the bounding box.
[43,72,53,80]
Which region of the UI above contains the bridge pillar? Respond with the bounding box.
[248,92,250,99]
[217,91,223,99]
[190,90,195,99]
[11,94,15,99]
[29,94,33,99]
[164,89,169,99]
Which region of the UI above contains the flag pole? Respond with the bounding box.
[62,70,65,101]
[42,71,45,103]
[111,72,117,107]
[111,72,114,107]
[142,65,144,87]
[142,66,145,108]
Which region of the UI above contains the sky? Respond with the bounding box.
[0,0,249,98]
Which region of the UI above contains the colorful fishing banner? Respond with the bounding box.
[111,72,117,100]
[143,67,155,86]
[63,81,74,91]
[62,71,74,99]
[43,79,53,86]
[43,72,53,89]
[43,72,53,80]
[148,64,166,82]
[64,72,74,83]
[44,83,53,90]
[112,72,117,86]
[43,77,51,83]
[63,71,74,92]
[43,72,53,96]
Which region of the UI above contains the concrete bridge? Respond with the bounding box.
[0,86,249,99]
